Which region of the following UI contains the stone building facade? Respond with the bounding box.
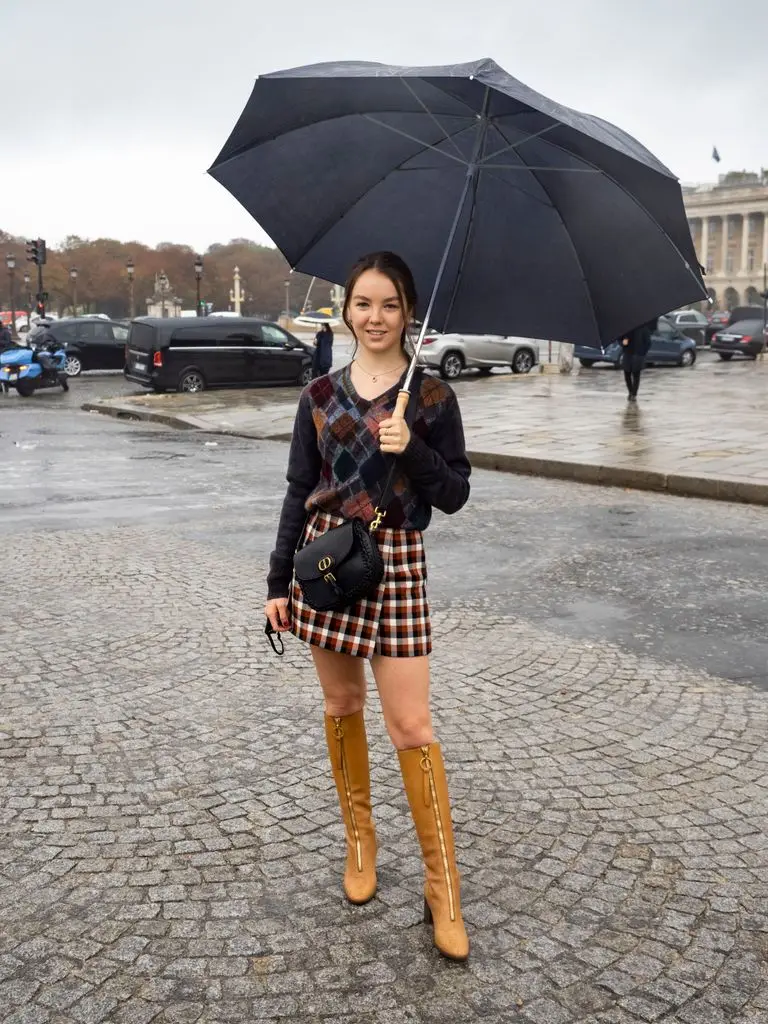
[683,172,768,310]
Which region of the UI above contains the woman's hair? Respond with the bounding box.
[342,251,418,356]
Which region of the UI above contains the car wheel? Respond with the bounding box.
[299,365,313,387]
[15,379,36,397]
[511,349,535,374]
[64,353,83,377]
[680,349,696,367]
[579,359,595,368]
[439,352,464,380]
[177,369,206,393]
[718,353,733,361]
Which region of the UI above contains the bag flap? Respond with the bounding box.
[294,522,357,581]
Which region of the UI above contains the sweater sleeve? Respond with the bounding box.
[267,391,322,599]
[398,389,471,514]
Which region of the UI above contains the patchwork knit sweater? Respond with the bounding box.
[266,365,471,599]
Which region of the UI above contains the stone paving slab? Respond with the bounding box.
[83,354,768,506]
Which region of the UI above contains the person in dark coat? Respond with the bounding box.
[0,323,12,350]
[312,322,334,378]
[621,317,656,401]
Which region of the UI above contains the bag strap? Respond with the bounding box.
[370,369,422,533]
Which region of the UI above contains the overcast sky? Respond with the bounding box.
[2,0,765,252]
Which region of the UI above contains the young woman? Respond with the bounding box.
[264,251,471,961]
[312,322,334,378]
[621,317,656,401]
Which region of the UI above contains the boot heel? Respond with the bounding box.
[423,898,433,925]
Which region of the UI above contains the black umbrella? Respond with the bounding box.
[209,58,706,404]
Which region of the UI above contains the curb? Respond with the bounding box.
[83,401,768,508]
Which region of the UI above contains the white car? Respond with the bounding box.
[416,329,539,379]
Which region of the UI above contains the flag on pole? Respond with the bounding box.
[712,146,721,163]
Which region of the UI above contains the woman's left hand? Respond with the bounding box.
[379,416,410,455]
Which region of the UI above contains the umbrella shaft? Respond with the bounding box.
[404,89,491,395]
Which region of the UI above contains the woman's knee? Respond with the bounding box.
[385,713,433,750]
[311,648,366,718]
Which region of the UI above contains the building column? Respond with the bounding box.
[721,215,729,274]
[741,212,750,273]
[700,217,709,269]
[762,211,768,272]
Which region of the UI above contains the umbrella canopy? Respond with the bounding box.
[209,58,706,347]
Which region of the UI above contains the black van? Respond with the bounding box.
[124,317,314,393]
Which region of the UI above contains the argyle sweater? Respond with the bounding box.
[266,365,471,599]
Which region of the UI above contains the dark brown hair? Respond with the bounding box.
[342,251,418,356]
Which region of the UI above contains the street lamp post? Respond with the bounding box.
[69,267,78,318]
[284,279,290,321]
[23,271,31,329]
[6,253,17,339]
[194,255,203,316]
[126,258,135,318]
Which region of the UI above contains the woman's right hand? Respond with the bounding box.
[265,598,290,632]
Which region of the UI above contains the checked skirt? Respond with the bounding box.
[290,510,432,659]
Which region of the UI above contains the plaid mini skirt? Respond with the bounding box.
[290,510,431,659]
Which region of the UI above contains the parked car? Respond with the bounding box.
[706,306,764,344]
[27,316,129,376]
[416,330,539,379]
[575,317,697,368]
[124,317,314,393]
[666,309,709,346]
[711,319,767,361]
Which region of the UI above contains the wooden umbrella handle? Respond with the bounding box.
[394,389,410,419]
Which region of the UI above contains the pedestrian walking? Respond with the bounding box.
[312,321,334,378]
[621,317,656,401]
[264,251,472,961]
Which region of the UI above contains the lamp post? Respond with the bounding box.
[284,279,290,322]
[194,255,203,316]
[69,267,78,318]
[126,258,135,318]
[6,253,17,339]
[23,271,31,329]
[158,271,170,318]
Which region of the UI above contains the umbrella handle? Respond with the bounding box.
[394,389,410,419]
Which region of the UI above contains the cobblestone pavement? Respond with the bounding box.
[2,408,768,1023]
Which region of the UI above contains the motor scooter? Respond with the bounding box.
[0,337,69,396]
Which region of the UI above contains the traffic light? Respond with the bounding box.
[25,238,47,265]
[35,299,45,317]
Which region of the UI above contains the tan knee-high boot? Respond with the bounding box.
[398,742,469,961]
[324,711,377,904]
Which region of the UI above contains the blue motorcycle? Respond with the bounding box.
[0,336,69,397]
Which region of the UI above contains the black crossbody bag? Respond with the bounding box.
[293,374,421,613]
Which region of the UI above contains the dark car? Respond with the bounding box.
[124,317,314,393]
[706,305,764,344]
[575,317,697,369]
[711,319,767,361]
[28,316,129,376]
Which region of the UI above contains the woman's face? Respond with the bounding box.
[347,269,408,359]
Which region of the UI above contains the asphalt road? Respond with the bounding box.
[1,368,765,689]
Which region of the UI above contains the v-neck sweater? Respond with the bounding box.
[266,365,471,599]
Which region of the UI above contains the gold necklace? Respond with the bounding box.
[353,359,407,383]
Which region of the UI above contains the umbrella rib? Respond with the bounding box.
[480,167,555,211]
[398,77,467,160]
[521,134,707,298]
[481,121,560,164]
[362,115,470,166]
[491,123,601,342]
[481,164,600,172]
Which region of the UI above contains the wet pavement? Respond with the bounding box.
[81,351,768,505]
[3,398,768,1023]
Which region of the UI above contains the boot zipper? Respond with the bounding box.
[335,718,363,872]
[420,746,456,922]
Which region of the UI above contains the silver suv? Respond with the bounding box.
[416,330,539,379]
